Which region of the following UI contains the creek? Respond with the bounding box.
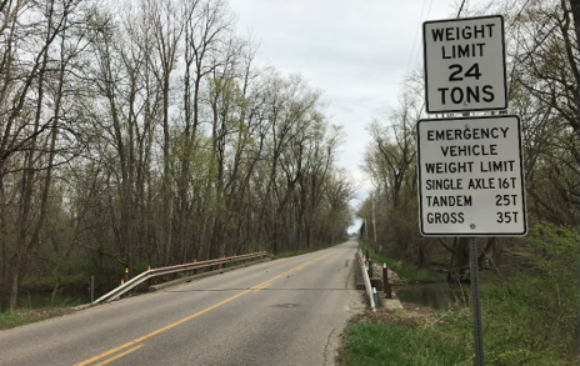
[395,282,467,310]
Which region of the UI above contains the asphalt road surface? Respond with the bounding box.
[0,240,364,366]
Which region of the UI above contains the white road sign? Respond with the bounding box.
[416,115,527,236]
[423,15,507,113]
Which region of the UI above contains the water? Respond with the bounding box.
[395,282,466,310]
[0,290,88,312]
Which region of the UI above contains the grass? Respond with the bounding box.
[344,225,578,365]
[344,278,578,366]
[358,239,442,282]
[344,321,470,366]
[0,308,73,330]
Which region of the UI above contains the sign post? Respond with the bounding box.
[469,236,485,365]
[421,15,525,366]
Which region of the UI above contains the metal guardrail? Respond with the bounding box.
[92,252,269,305]
[357,247,376,311]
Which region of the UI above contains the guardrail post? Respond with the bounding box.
[124,268,129,283]
[383,263,392,299]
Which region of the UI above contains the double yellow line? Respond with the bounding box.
[74,253,329,366]
[252,281,273,292]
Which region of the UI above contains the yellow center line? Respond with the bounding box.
[73,253,329,366]
[253,283,273,292]
[251,281,272,292]
[93,345,143,366]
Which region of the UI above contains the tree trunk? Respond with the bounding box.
[9,258,20,310]
[478,237,497,269]
[569,0,579,38]
[447,237,470,282]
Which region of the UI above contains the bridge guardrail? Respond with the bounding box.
[92,252,268,305]
[357,247,376,311]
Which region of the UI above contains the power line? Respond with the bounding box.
[509,0,531,27]
[457,0,467,17]
[413,0,435,70]
[406,0,429,77]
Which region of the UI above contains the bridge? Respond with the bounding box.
[0,241,364,366]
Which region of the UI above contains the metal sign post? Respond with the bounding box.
[469,237,485,366]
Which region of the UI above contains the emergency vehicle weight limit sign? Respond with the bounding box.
[423,15,507,113]
[416,115,527,236]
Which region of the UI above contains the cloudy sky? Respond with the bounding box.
[229,0,458,230]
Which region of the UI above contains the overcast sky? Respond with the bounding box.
[229,0,458,231]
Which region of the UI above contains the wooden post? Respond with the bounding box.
[90,275,95,303]
[382,263,392,299]
[365,249,372,278]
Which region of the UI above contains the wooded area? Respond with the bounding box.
[358,0,578,281]
[0,0,354,310]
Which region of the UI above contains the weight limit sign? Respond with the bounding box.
[416,115,527,236]
[423,15,508,113]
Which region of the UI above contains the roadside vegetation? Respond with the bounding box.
[0,307,76,331]
[358,239,442,282]
[347,0,578,364]
[0,0,355,311]
[346,224,578,365]
[345,321,470,366]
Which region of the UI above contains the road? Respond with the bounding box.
[0,240,363,366]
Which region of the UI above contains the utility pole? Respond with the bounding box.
[364,218,368,241]
[372,194,377,253]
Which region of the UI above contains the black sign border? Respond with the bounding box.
[423,15,508,114]
[416,115,527,236]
